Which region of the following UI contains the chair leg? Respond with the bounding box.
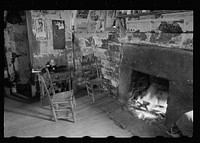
[70,101,75,123]
[101,85,104,93]
[86,83,95,102]
[51,104,57,122]
[105,82,110,97]
[100,84,103,93]
[73,96,76,109]
[71,108,75,123]
[91,85,96,102]
[91,92,95,102]
[86,85,90,97]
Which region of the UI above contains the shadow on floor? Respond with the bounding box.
[4,86,88,104]
[4,89,52,121]
[4,107,53,122]
[5,92,39,104]
[74,88,88,99]
[4,86,88,122]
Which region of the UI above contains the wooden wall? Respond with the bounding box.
[4,11,31,85]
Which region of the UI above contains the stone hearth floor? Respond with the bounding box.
[4,89,170,137]
[93,93,170,137]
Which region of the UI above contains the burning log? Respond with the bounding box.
[128,103,165,125]
[128,100,165,118]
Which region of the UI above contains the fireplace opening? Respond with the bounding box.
[127,69,169,125]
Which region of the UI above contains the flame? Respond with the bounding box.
[139,85,168,113]
[134,109,158,120]
[128,85,168,121]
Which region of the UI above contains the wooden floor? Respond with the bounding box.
[4,90,132,137]
[4,88,169,137]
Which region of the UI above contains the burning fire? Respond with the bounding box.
[128,85,168,123]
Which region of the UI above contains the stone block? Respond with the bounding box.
[100,100,122,115]
[118,64,132,103]
[109,108,133,129]
[164,81,193,130]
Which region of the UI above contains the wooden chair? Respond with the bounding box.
[80,57,109,102]
[38,67,76,122]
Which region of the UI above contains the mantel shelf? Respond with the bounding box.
[115,10,191,19]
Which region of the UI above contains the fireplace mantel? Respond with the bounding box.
[121,44,193,85]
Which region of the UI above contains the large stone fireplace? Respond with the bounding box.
[119,44,193,130]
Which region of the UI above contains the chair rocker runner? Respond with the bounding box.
[38,68,76,122]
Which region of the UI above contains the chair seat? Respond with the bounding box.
[87,78,107,85]
[52,91,73,103]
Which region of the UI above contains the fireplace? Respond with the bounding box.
[119,44,193,130]
[127,69,169,125]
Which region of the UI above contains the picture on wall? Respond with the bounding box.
[89,10,100,21]
[35,18,47,40]
[52,20,65,49]
[76,10,89,19]
[108,10,115,18]
[105,10,116,28]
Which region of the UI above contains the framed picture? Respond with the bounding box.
[76,10,89,19]
[35,18,47,40]
[108,10,115,18]
[52,20,65,49]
